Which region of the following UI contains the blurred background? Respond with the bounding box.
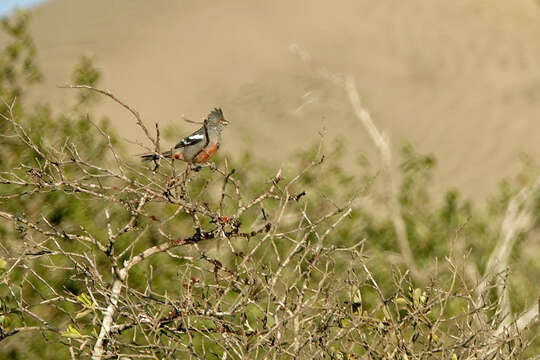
[1,2,540,358]
[2,0,539,200]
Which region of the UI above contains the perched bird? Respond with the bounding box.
[142,108,229,163]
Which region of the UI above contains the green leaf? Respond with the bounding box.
[61,325,82,338]
[77,292,95,309]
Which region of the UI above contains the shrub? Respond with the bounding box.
[0,12,538,360]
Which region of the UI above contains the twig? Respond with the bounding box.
[59,84,157,147]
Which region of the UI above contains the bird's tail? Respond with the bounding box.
[141,150,172,161]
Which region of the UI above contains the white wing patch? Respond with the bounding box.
[176,133,205,148]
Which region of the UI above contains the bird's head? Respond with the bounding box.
[206,108,229,128]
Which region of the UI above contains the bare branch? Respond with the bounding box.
[59,84,157,147]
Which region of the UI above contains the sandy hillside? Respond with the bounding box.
[16,0,540,200]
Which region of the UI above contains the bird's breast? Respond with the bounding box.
[193,142,219,163]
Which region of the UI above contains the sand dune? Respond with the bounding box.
[20,0,540,200]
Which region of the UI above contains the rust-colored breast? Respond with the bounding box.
[193,142,219,163]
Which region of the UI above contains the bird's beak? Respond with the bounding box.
[221,118,230,126]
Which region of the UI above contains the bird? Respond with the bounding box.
[141,108,229,163]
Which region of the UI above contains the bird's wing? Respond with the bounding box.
[174,128,205,148]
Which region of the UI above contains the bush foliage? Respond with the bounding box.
[0,12,539,360]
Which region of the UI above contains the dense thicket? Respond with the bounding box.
[0,12,539,360]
